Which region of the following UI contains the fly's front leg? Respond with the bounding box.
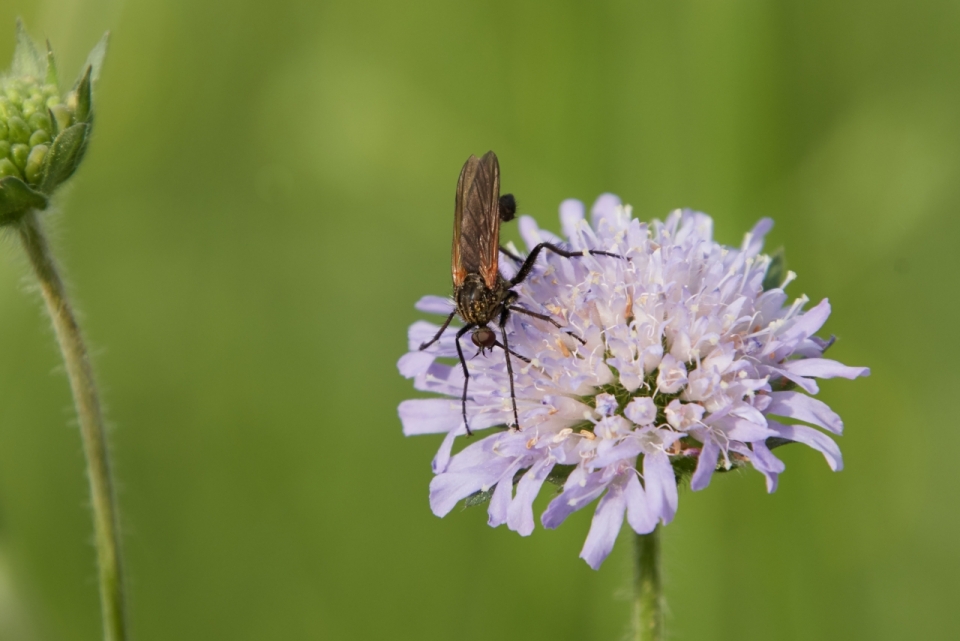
[510,242,625,287]
[497,306,521,430]
[508,305,586,345]
[419,310,456,350]
[454,324,475,436]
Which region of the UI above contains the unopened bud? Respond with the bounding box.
[7,116,30,143]
[0,20,107,225]
[28,111,51,133]
[10,143,29,169]
[0,157,22,179]
[24,144,48,183]
[29,129,50,146]
[49,104,71,131]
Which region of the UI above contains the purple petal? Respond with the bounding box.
[590,193,623,232]
[542,471,608,529]
[783,358,870,380]
[415,295,455,315]
[488,461,524,528]
[777,299,831,346]
[763,366,819,394]
[590,437,644,468]
[624,472,657,534]
[690,437,721,491]
[643,450,678,523]
[429,455,516,517]
[519,215,562,251]
[408,320,457,354]
[398,399,459,436]
[508,457,556,536]
[560,199,586,243]
[743,218,774,257]
[431,423,463,473]
[398,351,436,378]
[766,391,844,435]
[722,416,776,443]
[749,440,785,493]
[580,483,627,570]
[767,419,843,472]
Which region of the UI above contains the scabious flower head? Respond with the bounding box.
[398,195,869,569]
[0,20,106,226]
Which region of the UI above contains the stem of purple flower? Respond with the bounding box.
[632,526,663,641]
[16,211,128,641]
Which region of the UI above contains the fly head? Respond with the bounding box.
[471,326,497,354]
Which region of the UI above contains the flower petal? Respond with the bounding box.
[783,358,870,380]
[690,438,721,491]
[431,422,464,473]
[766,391,844,435]
[778,299,832,346]
[590,193,622,232]
[397,351,436,378]
[742,218,774,257]
[519,215,562,251]
[507,456,555,536]
[767,419,843,472]
[488,461,525,528]
[624,471,657,534]
[643,450,678,524]
[748,440,785,493]
[429,455,516,517]
[560,199,586,244]
[542,471,607,529]
[398,399,459,436]
[580,482,627,569]
[415,295,455,315]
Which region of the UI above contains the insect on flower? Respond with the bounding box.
[418,151,622,435]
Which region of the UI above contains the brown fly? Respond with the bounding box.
[418,151,622,435]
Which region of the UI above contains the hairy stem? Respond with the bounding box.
[17,211,127,641]
[633,526,663,641]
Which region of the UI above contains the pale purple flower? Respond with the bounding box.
[398,195,869,569]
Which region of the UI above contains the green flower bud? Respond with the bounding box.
[10,143,29,170]
[29,129,51,146]
[0,157,22,179]
[28,111,51,133]
[7,116,30,143]
[0,20,106,225]
[27,106,51,133]
[25,144,48,183]
[50,104,72,131]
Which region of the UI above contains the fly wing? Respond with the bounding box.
[452,151,500,288]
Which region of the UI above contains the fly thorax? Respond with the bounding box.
[455,274,506,325]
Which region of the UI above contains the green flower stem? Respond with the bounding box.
[633,526,663,641]
[17,211,127,641]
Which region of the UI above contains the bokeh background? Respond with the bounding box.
[0,1,957,639]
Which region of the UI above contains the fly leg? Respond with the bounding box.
[510,242,625,287]
[508,304,586,345]
[419,310,456,350]
[454,324,475,436]
[497,306,521,430]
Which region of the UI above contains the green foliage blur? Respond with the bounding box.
[0,1,956,639]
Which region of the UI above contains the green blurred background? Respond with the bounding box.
[0,0,957,639]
